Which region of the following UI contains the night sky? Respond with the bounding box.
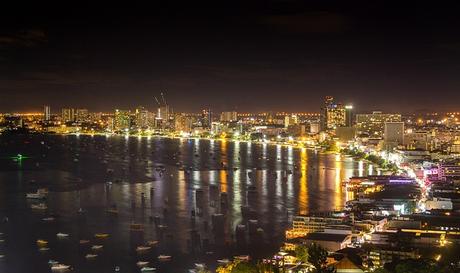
[1,1,460,113]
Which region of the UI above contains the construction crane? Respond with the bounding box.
[154,96,161,106]
[160,92,167,106]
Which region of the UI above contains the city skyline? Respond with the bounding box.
[2,2,460,112]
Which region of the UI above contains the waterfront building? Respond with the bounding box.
[75,108,89,122]
[384,122,404,150]
[220,111,238,122]
[174,114,193,133]
[284,114,298,128]
[114,109,131,132]
[44,105,51,121]
[355,111,402,137]
[200,109,212,129]
[135,106,150,129]
[320,96,346,130]
[61,108,75,122]
[286,215,344,239]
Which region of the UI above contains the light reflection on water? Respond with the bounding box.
[0,135,374,272]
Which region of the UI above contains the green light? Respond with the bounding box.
[17,154,22,160]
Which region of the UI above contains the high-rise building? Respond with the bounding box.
[220,111,238,122]
[356,111,402,138]
[44,105,51,121]
[345,105,353,127]
[384,122,405,150]
[320,96,346,130]
[284,115,298,128]
[174,114,193,133]
[114,109,131,132]
[201,109,212,129]
[61,108,75,122]
[75,109,89,122]
[135,106,149,129]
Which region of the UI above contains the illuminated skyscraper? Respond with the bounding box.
[44,105,51,121]
[114,109,131,132]
[384,121,405,150]
[75,109,89,122]
[320,96,346,130]
[345,105,353,127]
[61,108,75,122]
[356,111,402,137]
[220,111,238,122]
[135,106,149,129]
[201,109,212,129]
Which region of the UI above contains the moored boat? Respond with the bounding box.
[51,264,71,271]
[94,233,109,239]
[158,255,172,261]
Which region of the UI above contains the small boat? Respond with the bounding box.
[79,240,90,244]
[26,188,48,199]
[106,208,118,214]
[26,193,46,199]
[85,254,98,259]
[91,245,103,250]
[0,255,4,259]
[136,246,151,252]
[141,267,156,272]
[57,233,69,238]
[146,240,158,246]
[37,239,48,246]
[217,259,230,264]
[48,260,59,265]
[106,181,113,186]
[158,255,172,261]
[51,264,71,271]
[42,217,55,222]
[94,233,109,239]
[195,263,205,269]
[31,203,47,210]
[39,247,50,252]
[136,261,149,267]
[234,255,250,261]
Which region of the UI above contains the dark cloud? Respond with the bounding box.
[259,12,349,33]
[0,29,47,47]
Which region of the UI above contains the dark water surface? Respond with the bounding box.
[0,134,373,273]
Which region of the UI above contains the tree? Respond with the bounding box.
[307,243,336,273]
[295,244,308,263]
[231,262,257,273]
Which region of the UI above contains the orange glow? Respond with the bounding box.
[298,148,308,215]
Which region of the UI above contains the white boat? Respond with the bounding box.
[48,260,59,265]
[42,217,55,222]
[136,261,149,267]
[57,233,69,238]
[141,267,156,272]
[136,246,151,252]
[91,245,103,250]
[26,189,48,199]
[158,255,172,261]
[37,239,48,246]
[31,203,47,210]
[146,240,158,246]
[51,264,71,271]
[39,247,50,251]
[195,263,205,269]
[85,254,98,259]
[0,255,4,259]
[94,233,109,239]
[217,259,230,264]
[234,255,250,261]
